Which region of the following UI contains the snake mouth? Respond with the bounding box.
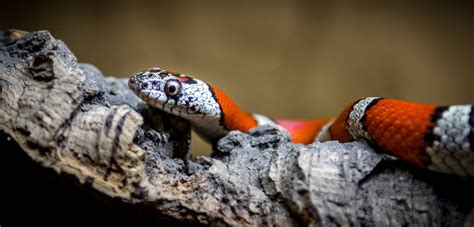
[128,77,145,98]
[128,72,143,91]
[127,80,138,94]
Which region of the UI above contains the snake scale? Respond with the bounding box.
[128,67,474,176]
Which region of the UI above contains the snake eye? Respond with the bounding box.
[164,79,182,96]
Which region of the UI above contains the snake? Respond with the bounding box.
[128,67,474,176]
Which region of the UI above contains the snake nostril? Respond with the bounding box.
[141,82,150,89]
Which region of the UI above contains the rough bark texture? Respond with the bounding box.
[0,30,473,226]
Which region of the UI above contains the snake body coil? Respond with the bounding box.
[128,67,474,176]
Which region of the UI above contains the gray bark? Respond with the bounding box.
[0,30,473,226]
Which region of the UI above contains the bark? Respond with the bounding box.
[0,30,473,226]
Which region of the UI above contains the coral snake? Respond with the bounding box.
[128,67,474,176]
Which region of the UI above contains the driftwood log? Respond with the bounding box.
[0,30,473,226]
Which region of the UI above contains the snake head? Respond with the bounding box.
[128,67,221,120]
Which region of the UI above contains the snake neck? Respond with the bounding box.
[210,85,259,132]
[208,86,333,144]
[190,85,259,143]
[197,85,334,144]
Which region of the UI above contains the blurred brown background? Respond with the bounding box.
[2,0,473,155]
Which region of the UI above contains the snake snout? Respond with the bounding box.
[128,71,150,91]
[128,72,140,89]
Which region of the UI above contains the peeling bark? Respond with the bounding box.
[0,30,473,226]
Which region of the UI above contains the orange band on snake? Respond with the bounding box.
[128,67,474,176]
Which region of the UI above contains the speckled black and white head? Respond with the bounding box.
[128,67,228,141]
